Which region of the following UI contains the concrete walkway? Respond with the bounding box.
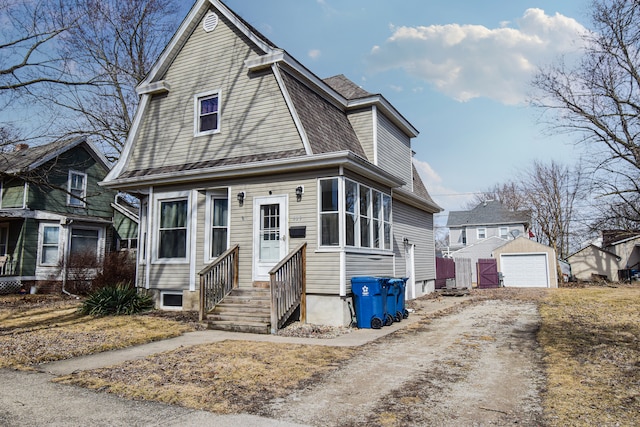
[1,296,464,427]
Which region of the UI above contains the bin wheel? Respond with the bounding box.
[384,313,394,326]
[371,317,383,329]
[395,311,403,322]
[403,309,409,319]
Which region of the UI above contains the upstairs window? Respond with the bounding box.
[500,227,509,239]
[68,171,87,207]
[477,228,486,240]
[195,90,220,136]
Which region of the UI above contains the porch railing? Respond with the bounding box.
[199,245,239,322]
[270,242,306,334]
[0,255,17,276]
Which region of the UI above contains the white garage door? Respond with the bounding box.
[500,253,549,287]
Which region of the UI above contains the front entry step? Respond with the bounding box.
[206,289,271,334]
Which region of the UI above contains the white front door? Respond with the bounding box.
[253,195,288,281]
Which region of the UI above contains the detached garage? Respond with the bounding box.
[493,237,558,288]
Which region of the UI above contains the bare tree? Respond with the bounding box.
[465,181,528,212]
[531,0,640,229]
[520,160,587,259]
[47,0,180,159]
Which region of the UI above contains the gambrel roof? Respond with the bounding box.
[102,0,439,213]
[447,200,530,228]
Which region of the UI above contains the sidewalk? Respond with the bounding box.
[39,296,463,376]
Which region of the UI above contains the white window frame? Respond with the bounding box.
[67,170,87,207]
[152,191,191,264]
[319,177,393,252]
[160,291,183,310]
[499,227,509,239]
[194,89,221,137]
[477,228,487,240]
[68,225,104,262]
[38,223,61,266]
[204,189,230,263]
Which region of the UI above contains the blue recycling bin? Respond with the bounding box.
[351,277,388,329]
[390,278,409,319]
[385,279,402,322]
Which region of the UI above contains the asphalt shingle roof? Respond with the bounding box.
[447,200,530,227]
[0,138,80,174]
[323,75,373,100]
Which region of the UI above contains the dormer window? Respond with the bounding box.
[195,90,221,136]
[68,171,87,207]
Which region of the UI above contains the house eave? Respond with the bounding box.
[392,188,442,214]
[101,152,404,190]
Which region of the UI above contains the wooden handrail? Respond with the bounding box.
[269,242,306,334]
[199,244,239,322]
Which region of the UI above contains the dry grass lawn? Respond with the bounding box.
[0,294,195,369]
[539,286,640,426]
[56,340,354,414]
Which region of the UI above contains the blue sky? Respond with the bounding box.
[189,1,590,217]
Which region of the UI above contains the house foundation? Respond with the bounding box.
[305,294,354,327]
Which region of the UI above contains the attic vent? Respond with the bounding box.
[203,11,218,32]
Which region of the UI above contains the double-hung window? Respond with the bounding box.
[40,225,60,265]
[499,227,509,239]
[206,192,229,259]
[195,90,220,136]
[68,171,87,207]
[70,228,100,259]
[477,228,487,240]
[158,199,188,259]
[320,179,339,246]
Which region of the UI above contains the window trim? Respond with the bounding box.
[499,227,509,239]
[477,228,487,240]
[319,177,393,252]
[160,291,183,311]
[204,189,230,263]
[38,223,61,266]
[69,225,103,262]
[152,191,191,264]
[194,89,221,137]
[67,170,87,207]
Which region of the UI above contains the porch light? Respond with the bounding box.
[295,185,304,201]
[237,191,245,206]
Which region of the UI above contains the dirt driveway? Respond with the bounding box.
[267,298,545,426]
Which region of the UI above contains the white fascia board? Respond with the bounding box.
[103,151,404,191]
[348,96,419,138]
[111,203,140,223]
[245,50,285,71]
[271,64,312,155]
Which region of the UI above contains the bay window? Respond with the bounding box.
[319,177,392,250]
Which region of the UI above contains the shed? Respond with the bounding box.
[492,237,558,288]
[567,245,621,281]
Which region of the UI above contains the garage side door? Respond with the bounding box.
[500,254,549,287]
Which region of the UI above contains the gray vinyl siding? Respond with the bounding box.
[127,10,304,174]
[345,252,394,294]
[460,224,526,247]
[347,109,374,162]
[377,113,413,190]
[393,200,435,281]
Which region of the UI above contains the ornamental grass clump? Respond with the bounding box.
[80,283,154,316]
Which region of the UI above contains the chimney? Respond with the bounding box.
[14,143,29,152]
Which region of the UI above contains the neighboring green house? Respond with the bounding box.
[0,137,138,294]
[101,0,441,331]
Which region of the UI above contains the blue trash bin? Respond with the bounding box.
[391,278,409,319]
[385,279,402,322]
[351,277,388,329]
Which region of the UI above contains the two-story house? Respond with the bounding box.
[100,0,441,331]
[0,137,135,294]
[447,200,531,251]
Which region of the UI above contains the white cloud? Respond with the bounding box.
[308,49,321,60]
[413,159,476,214]
[367,9,587,105]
